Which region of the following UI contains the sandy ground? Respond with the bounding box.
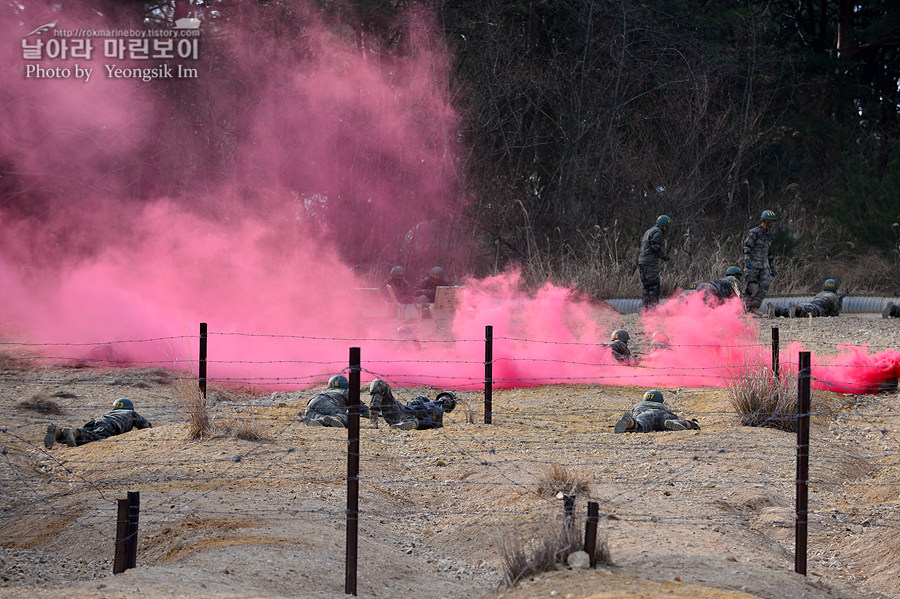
[1,312,898,599]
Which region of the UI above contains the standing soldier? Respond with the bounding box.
[743,210,777,315]
[638,215,672,310]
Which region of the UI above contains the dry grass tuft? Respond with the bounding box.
[456,397,477,424]
[536,464,591,498]
[727,363,798,431]
[498,513,609,586]
[726,363,836,431]
[0,350,37,373]
[206,383,265,405]
[16,393,65,415]
[174,378,212,440]
[216,418,267,441]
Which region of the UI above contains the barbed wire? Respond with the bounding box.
[1,331,897,582]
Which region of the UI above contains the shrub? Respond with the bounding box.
[727,363,799,431]
[216,418,267,441]
[498,512,610,586]
[498,515,581,585]
[536,464,590,498]
[174,378,211,439]
[16,393,65,415]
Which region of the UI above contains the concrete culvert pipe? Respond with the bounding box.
[605,297,900,315]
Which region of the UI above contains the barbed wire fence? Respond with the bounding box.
[1,323,898,595]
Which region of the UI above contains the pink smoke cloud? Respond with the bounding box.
[0,0,466,387]
[2,2,897,397]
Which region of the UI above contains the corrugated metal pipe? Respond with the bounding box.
[605,297,900,315]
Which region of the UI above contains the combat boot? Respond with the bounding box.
[614,411,636,433]
[44,424,58,449]
[664,419,689,431]
[320,415,345,428]
[63,428,78,447]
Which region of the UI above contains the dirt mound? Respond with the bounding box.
[1,314,898,599]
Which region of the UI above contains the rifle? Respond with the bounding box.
[838,287,854,301]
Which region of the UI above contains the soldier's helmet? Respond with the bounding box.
[429,266,444,280]
[823,279,837,292]
[656,215,673,227]
[643,389,664,403]
[726,266,743,278]
[113,398,134,410]
[390,266,405,279]
[687,281,699,290]
[651,331,669,345]
[435,391,457,413]
[611,329,630,344]
[328,375,349,390]
[760,209,776,222]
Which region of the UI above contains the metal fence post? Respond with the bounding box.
[484,325,493,425]
[772,327,780,381]
[199,322,207,399]
[795,351,811,576]
[345,348,361,596]
[113,498,130,574]
[584,501,600,567]
[562,494,575,533]
[112,491,140,574]
[125,491,140,569]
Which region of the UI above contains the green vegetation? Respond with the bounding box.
[8,1,897,293]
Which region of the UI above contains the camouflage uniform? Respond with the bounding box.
[637,225,668,309]
[368,379,452,430]
[882,302,899,319]
[417,274,452,303]
[628,401,696,433]
[49,408,152,447]
[607,340,638,365]
[797,291,842,317]
[695,275,741,303]
[303,388,370,427]
[380,277,415,304]
[742,224,774,311]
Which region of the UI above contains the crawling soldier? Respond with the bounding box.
[614,390,700,433]
[368,379,456,430]
[608,330,639,365]
[302,375,370,427]
[44,398,151,448]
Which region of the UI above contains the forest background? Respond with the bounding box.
[4,0,899,298]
